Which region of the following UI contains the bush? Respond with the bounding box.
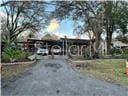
[122,48,128,54]
[82,47,91,59]
[110,47,128,59]
[122,48,128,59]
[110,47,123,56]
[2,47,26,62]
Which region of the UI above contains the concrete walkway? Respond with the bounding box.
[2,59,128,96]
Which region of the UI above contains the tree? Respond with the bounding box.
[1,1,48,45]
[1,17,9,42]
[53,1,104,57]
[104,1,128,54]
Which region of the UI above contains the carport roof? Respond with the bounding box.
[27,38,94,45]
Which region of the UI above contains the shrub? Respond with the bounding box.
[110,47,123,56]
[110,47,128,59]
[82,47,91,59]
[122,48,128,54]
[2,47,26,62]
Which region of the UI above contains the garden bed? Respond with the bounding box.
[69,59,128,86]
[1,46,36,65]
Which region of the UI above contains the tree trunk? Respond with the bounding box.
[93,33,101,58]
[106,19,113,54]
[106,30,112,54]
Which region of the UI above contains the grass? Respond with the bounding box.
[1,63,33,81]
[70,59,128,86]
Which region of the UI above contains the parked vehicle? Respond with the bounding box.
[51,47,61,54]
[37,46,49,55]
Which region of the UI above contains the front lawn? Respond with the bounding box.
[70,59,128,86]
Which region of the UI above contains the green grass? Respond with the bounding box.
[71,59,128,86]
[1,63,32,81]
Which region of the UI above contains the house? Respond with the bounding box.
[112,39,128,48]
[27,34,94,56]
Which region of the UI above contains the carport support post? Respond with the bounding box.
[89,41,92,58]
[65,36,67,56]
[62,40,64,56]
[46,42,48,56]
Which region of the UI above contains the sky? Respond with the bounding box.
[46,18,75,38]
[44,2,76,39]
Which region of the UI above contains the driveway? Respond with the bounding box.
[2,59,128,96]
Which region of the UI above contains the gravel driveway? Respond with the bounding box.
[2,59,128,96]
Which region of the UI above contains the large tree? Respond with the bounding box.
[104,1,128,54]
[1,1,49,45]
[53,1,104,57]
[53,1,128,55]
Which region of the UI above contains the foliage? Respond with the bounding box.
[119,48,128,59]
[110,47,128,59]
[53,1,128,55]
[83,47,91,60]
[2,47,26,62]
[104,1,128,54]
[122,48,128,54]
[53,1,104,57]
[110,47,123,56]
[1,1,49,43]
[1,17,9,42]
